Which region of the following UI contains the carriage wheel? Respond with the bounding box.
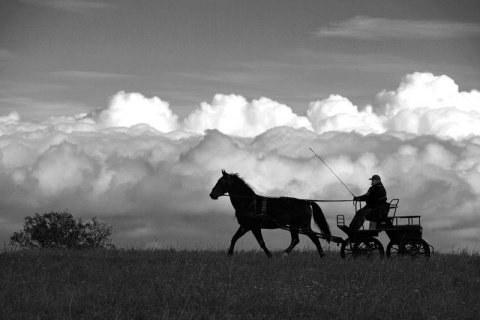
[352,237,384,259]
[399,238,430,258]
[340,239,354,259]
[386,241,401,258]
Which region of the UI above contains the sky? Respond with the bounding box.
[0,0,480,253]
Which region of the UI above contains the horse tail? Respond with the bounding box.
[309,202,331,242]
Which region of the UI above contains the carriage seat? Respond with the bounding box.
[366,204,390,221]
[367,198,398,230]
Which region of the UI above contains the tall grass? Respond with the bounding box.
[0,248,479,319]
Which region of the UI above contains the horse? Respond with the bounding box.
[209,170,331,258]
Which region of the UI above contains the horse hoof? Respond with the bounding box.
[319,252,325,258]
[282,252,289,258]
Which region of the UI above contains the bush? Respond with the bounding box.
[10,211,113,249]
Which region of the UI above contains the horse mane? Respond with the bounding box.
[227,172,256,195]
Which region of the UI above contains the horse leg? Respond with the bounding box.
[228,226,249,257]
[284,230,300,256]
[251,228,272,258]
[305,231,325,257]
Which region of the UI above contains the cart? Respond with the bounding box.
[336,199,432,259]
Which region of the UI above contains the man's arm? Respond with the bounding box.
[354,192,370,201]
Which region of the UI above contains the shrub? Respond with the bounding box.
[10,211,113,249]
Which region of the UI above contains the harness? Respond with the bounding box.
[235,196,310,228]
[235,196,268,221]
[261,197,267,215]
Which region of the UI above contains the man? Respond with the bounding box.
[349,174,387,232]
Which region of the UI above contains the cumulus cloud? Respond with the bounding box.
[377,72,478,115]
[92,91,180,132]
[376,72,480,139]
[184,94,312,136]
[69,73,480,141]
[307,94,384,135]
[0,72,479,252]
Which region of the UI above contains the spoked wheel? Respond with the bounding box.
[386,241,401,258]
[399,238,431,258]
[341,237,384,259]
[352,237,384,259]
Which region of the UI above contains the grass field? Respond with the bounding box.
[1,248,479,320]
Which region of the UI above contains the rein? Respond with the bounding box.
[256,209,343,244]
[220,194,353,203]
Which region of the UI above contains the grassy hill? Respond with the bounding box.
[0,248,479,319]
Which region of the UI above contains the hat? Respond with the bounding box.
[369,174,381,181]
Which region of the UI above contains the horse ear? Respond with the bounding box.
[222,169,227,176]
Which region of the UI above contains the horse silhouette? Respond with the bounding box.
[210,170,331,258]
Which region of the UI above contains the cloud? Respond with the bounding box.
[52,70,131,80]
[307,95,384,135]
[305,72,480,140]
[0,72,479,252]
[376,72,480,139]
[67,72,480,141]
[90,91,180,133]
[315,16,480,40]
[0,126,478,252]
[19,0,110,13]
[184,94,312,136]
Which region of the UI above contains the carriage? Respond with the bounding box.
[335,199,432,259]
[265,198,433,259]
[210,170,433,259]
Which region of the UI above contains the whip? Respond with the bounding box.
[309,148,355,198]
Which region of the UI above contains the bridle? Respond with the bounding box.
[211,176,262,213]
[211,176,231,199]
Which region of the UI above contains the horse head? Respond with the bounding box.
[210,169,232,199]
